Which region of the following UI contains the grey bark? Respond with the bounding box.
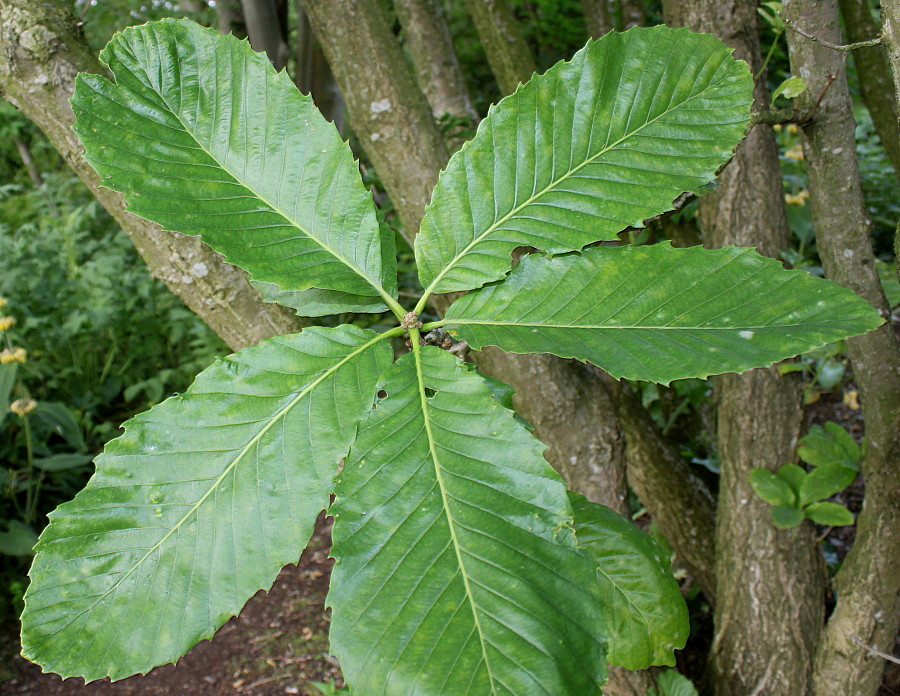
[463,0,536,95]
[240,0,290,69]
[664,2,826,694]
[394,0,478,126]
[582,0,614,38]
[784,1,900,694]
[0,0,305,351]
[838,0,900,177]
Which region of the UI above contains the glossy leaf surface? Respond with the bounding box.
[328,347,607,696]
[415,25,753,294]
[21,326,392,681]
[72,19,397,316]
[570,493,688,669]
[444,244,884,384]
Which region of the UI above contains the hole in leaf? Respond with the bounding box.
[376,389,387,399]
[424,387,436,398]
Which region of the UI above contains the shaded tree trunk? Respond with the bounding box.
[783,2,900,694]
[664,1,825,694]
[882,1,900,126]
[619,0,646,29]
[0,0,305,351]
[463,0,535,95]
[299,0,448,242]
[394,0,477,126]
[240,0,289,69]
[215,0,247,36]
[582,0,614,38]
[294,4,343,129]
[838,0,900,177]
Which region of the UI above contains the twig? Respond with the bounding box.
[850,634,900,665]
[811,73,838,119]
[782,17,881,51]
[750,108,795,127]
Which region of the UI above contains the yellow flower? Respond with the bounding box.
[0,347,26,364]
[0,316,15,332]
[786,124,800,135]
[784,190,810,206]
[773,124,782,132]
[785,145,804,162]
[0,297,6,309]
[10,398,37,417]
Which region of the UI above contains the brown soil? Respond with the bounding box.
[0,518,342,696]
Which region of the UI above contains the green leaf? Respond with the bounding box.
[71,18,398,316]
[0,362,16,427]
[804,502,854,527]
[797,422,860,469]
[799,462,857,506]
[33,402,85,451]
[415,25,753,294]
[750,469,795,507]
[770,76,807,105]
[649,669,700,696]
[0,520,39,556]
[570,493,688,669]
[443,244,883,384]
[770,505,804,529]
[21,326,392,681]
[328,347,607,696]
[776,463,807,495]
[32,454,95,472]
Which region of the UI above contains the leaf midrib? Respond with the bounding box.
[30,331,393,650]
[410,336,499,696]
[419,57,740,300]
[439,319,847,331]
[118,35,402,317]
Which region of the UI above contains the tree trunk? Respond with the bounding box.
[294,4,343,129]
[783,2,900,694]
[582,0,614,38]
[838,0,900,177]
[215,0,247,36]
[882,0,900,127]
[240,0,290,69]
[663,1,826,694]
[463,0,535,95]
[619,0,646,29]
[394,0,478,126]
[299,0,448,242]
[0,0,305,351]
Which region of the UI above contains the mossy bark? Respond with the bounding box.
[784,1,900,694]
[0,0,305,351]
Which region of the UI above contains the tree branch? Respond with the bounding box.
[783,16,882,50]
[783,2,900,694]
